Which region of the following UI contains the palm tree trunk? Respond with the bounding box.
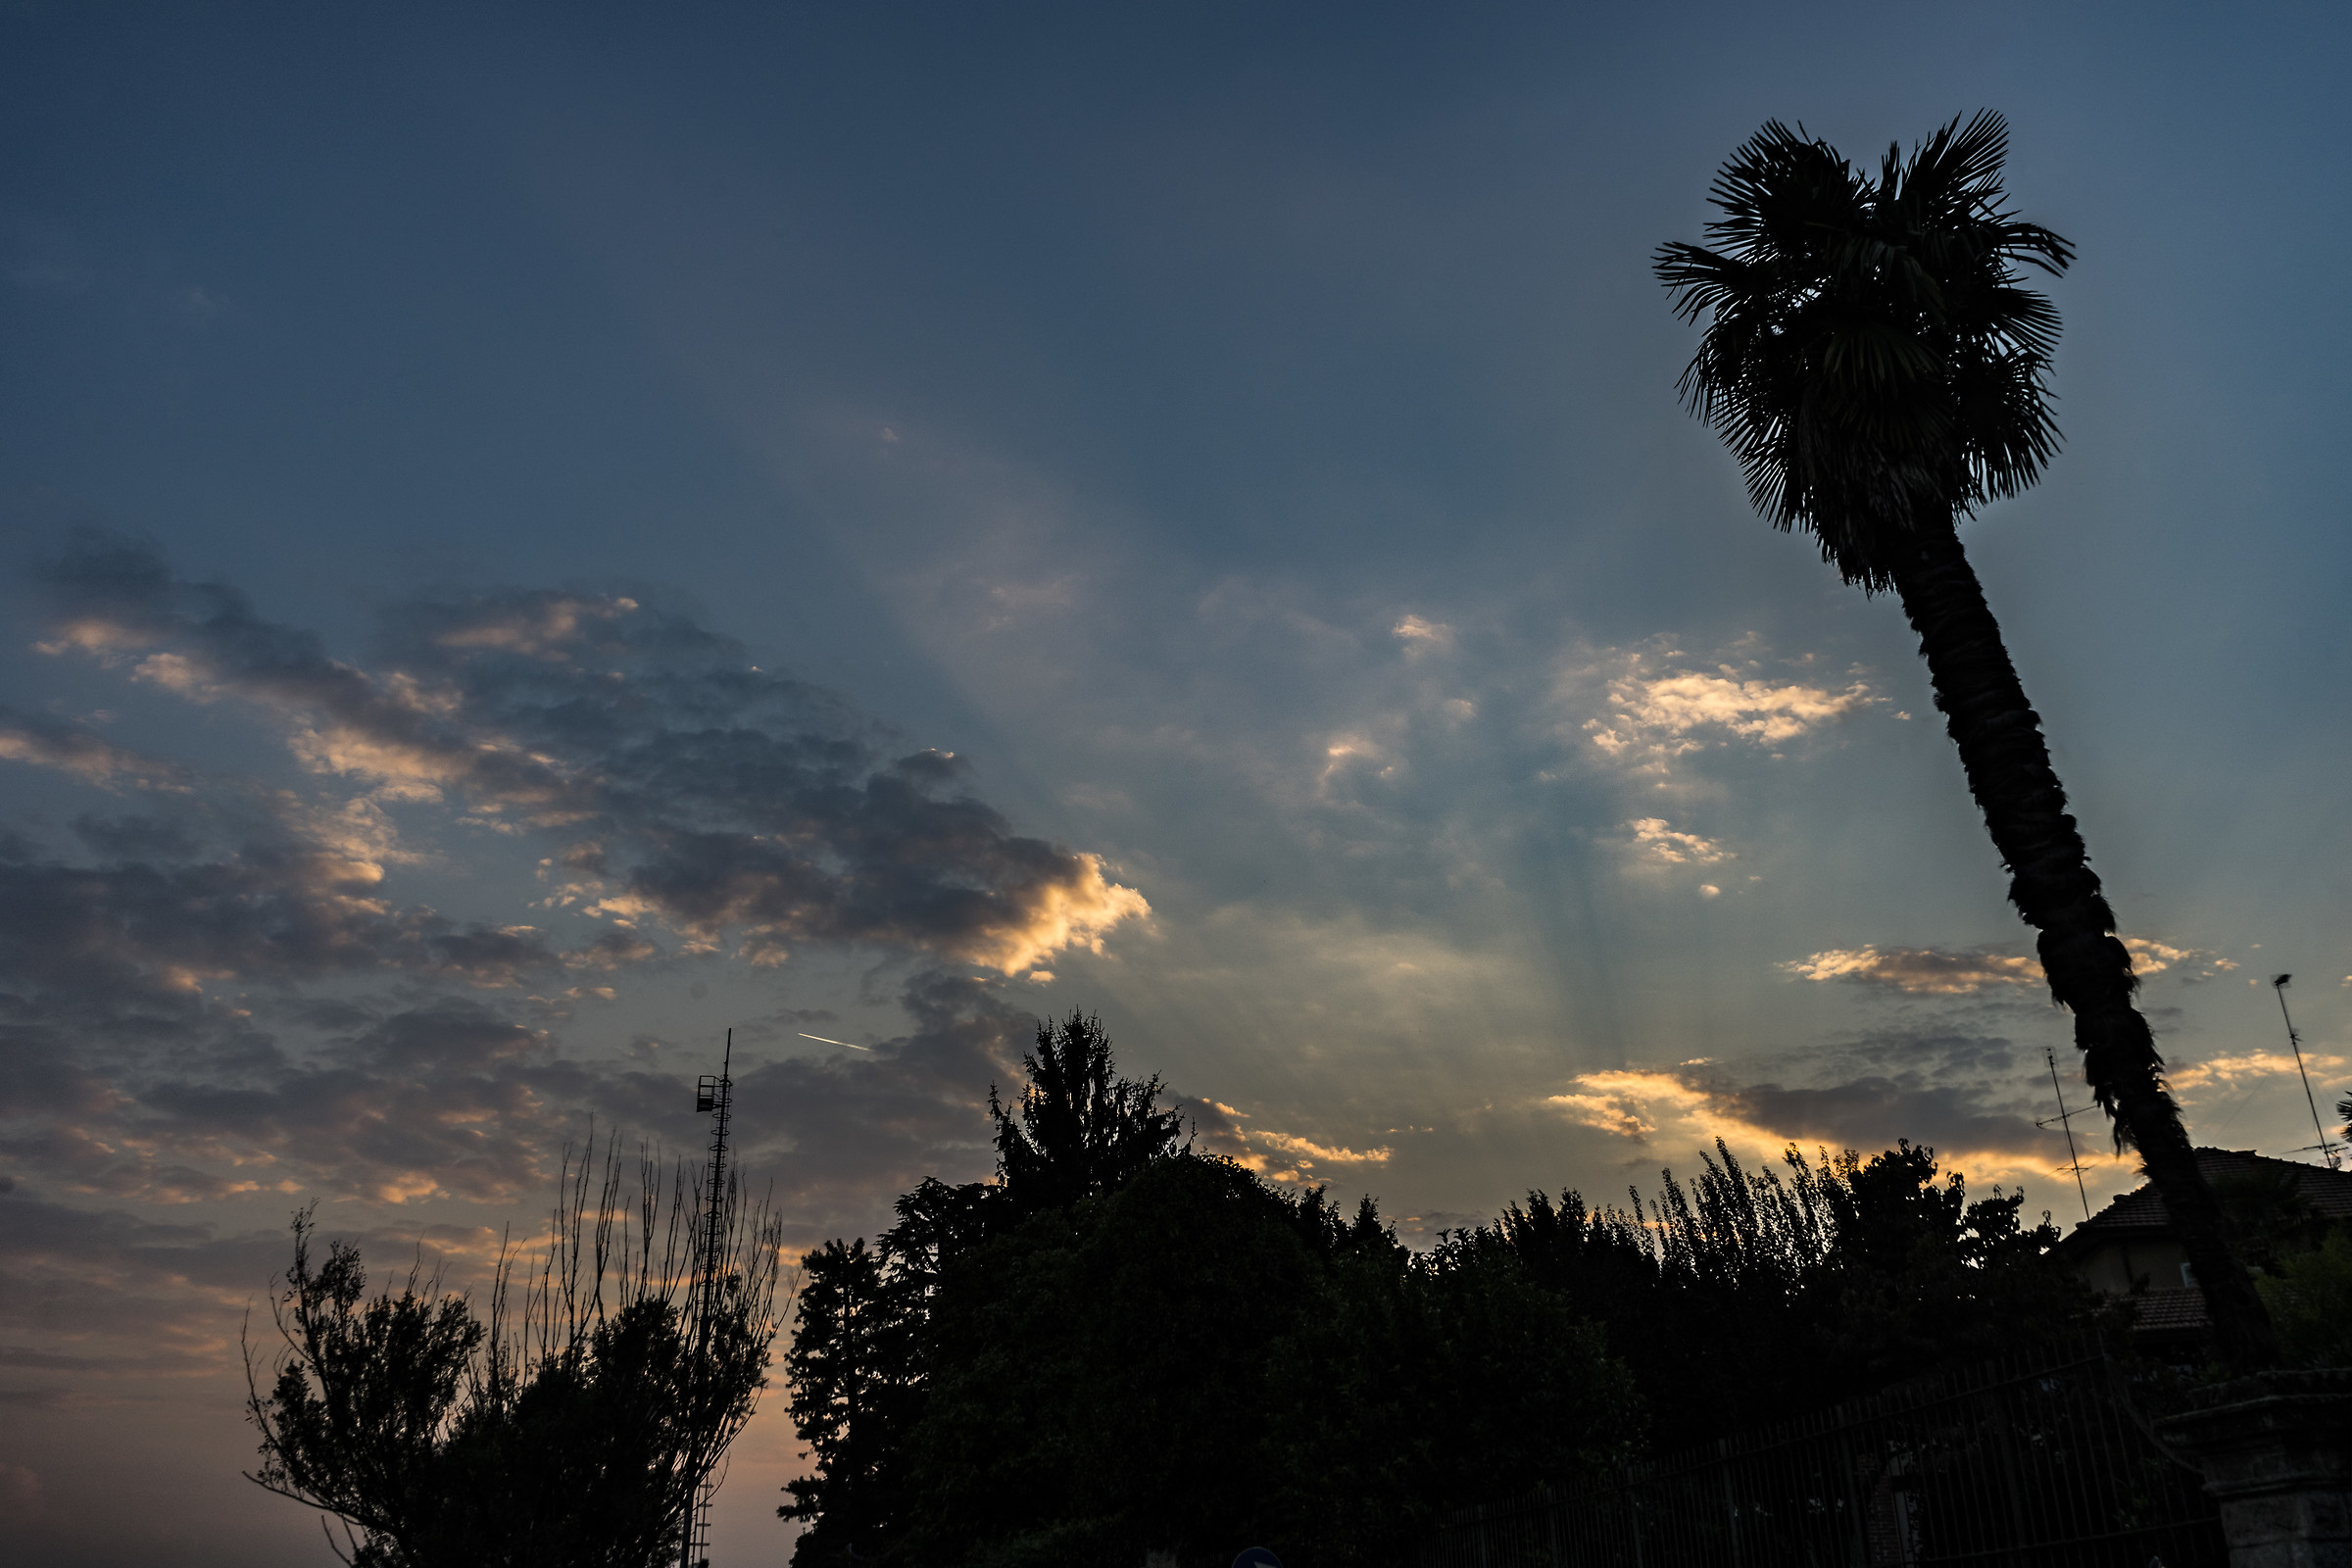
[1887,522,2278,1372]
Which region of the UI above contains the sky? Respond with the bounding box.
[4,2,2350,1562]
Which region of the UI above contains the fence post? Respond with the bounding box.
[1984,1377,2035,1554]
[1721,1438,1741,1568]
[1835,1425,1868,1568]
[2157,1370,2352,1568]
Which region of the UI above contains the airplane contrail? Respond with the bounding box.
[798,1031,872,1052]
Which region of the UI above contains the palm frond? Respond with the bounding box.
[1655,111,2072,588]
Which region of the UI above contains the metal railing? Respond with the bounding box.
[1422,1339,2224,1568]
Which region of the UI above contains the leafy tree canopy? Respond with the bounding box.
[1451,1140,2113,1434]
[990,1008,1188,1217]
[249,1151,784,1568]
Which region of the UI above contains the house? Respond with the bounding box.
[2055,1147,2352,1348]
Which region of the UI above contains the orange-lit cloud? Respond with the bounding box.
[1628,816,1732,864]
[1183,1097,1395,1184]
[1579,648,1878,771]
[1392,613,1456,656]
[26,537,1153,981]
[0,710,188,791]
[956,856,1152,976]
[2169,1050,2350,1093]
[1543,1059,2118,1197]
[1785,937,2236,994]
[1785,946,2044,993]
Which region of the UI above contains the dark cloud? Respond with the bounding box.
[28,528,1148,978]
[0,531,1152,1226]
[0,1193,275,1397]
[1695,1027,2053,1163]
[0,984,575,1204]
[0,850,569,1003]
[1553,1026,2070,1180]
[72,813,201,861]
[1707,1078,2045,1161]
[0,706,189,792]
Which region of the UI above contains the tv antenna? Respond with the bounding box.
[680,1030,736,1568]
[2037,1046,2095,1222]
[2271,976,2342,1171]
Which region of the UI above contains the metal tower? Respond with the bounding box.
[2272,977,2342,1170]
[2037,1046,2096,1222]
[681,1030,734,1568]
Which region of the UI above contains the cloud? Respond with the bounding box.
[0,1191,294,1399]
[2168,1050,2350,1094]
[24,528,1149,979]
[0,530,1160,1240]
[1173,1095,1393,1185]
[1244,1128,1394,1172]
[1543,1029,2121,1196]
[1575,644,1877,772]
[0,709,188,791]
[1547,1072,1672,1139]
[1629,817,1731,865]
[0,983,579,1205]
[1786,937,2238,995]
[2121,938,2237,982]
[1392,614,1456,656]
[1785,946,2045,995]
[0,961,1037,1418]
[0,845,570,1003]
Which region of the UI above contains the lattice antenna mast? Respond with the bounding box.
[697,1030,735,1330]
[680,1030,734,1568]
[2037,1046,2095,1222]
[2272,976,2342,1171]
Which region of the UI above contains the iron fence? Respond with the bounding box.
[1422,1340,2223,1568]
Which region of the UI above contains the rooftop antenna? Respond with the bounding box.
[2271,976,2342,1171]
[2037,1046,2095,1222]
[681,1030,735,1568]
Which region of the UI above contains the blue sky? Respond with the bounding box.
[4,3,2350,1561]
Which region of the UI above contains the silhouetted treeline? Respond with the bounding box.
[782,1016,2110,1568]
[1447,1139,2114,1436]
[783,1013,1639,1567]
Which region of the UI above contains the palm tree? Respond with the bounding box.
[1654,112,2276,1369]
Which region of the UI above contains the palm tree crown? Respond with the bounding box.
[1655,112,2073,589]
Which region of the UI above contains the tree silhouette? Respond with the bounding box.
[1654,112,2275,1368]
[247,1145,785,1567]
[778,1238,921,1561]
[781,1008,1185,1566]
[989,1009,1187,1217]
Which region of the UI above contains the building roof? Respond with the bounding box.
[2060,1147,2352,1250]
[2129,1288,2209,1339]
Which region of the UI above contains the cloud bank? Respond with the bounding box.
[18,528,1149,984]
[1785,938,2238,995]
[0,531,1155,1342]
